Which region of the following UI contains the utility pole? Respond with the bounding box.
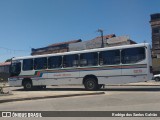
[97,29,104,48]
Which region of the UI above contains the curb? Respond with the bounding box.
[0,92,105,104]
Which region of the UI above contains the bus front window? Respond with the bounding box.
[10,61,21,77]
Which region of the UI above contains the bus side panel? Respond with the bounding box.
[121,63,148,82]
[8,79,22,87]
[46,69,81,85]
[79,66,121,84]
[20,70,47,86]
[45,78,82,85]
[98,75,147,84]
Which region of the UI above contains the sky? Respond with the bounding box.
[0,0,160,62]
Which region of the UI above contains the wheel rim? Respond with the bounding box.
[26,83,31,88]
[87,81,94,89]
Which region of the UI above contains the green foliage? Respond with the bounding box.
[5,59,12,62]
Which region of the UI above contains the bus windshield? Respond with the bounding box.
[10,60,21,77]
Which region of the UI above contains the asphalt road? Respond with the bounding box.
[1,86,160,111]
[1,85,160,120]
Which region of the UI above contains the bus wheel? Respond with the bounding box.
[23,81,32,90]
[84,78,98,91]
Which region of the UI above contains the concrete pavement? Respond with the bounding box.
[1,86,160,120]
[0,86,105,103]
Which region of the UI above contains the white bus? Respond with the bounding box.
[8,43,153,90]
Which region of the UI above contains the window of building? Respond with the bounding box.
[48,56,62,69]
[63,54,79,68]
[153,28,160,34]
[151,14,160,20]
[23,59,33,71]
[34,57,47,70]
[80,52,98,66]
[99,50,120,65]
[121,47,145,64]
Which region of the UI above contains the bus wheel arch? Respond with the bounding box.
[83,75,98,90]
[22,78,33,90]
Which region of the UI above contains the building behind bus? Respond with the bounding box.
[150,13,160,74]
[31,34,136,55]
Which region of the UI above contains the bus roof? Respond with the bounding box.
[12,43,150,60]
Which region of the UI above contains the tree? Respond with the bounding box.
[5,59,12,62]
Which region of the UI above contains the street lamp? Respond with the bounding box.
[97,29,104,48]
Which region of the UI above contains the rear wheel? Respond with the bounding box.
[23,81,32,90]
[84,78,98,91]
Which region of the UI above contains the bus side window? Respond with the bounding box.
[73,60,78,67]
[23,59,33,71]
[63,54,79,68]
[121,47,145,64]
[48,56,62,69]
[99,50,120,65]
[99,58,104,65]
[34,57,47,70]
[80,52,98,67]
[80,59,87,66]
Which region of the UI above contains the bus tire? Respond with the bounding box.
[84,78,98,91]
[23,81,33,90]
